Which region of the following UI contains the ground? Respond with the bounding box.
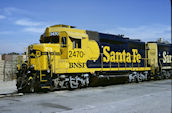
[0,80,16,94]
[0,79,171,113]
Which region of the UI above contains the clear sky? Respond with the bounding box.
[0,0,171,53]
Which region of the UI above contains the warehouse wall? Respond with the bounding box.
[0,59,4,81]
[0,55,19,81]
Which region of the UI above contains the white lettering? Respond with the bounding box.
[50,32,59,36]
[163,51,172,63]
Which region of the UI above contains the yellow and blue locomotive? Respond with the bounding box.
[16,24,172,92]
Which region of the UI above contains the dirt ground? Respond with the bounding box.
[0,79,171,113]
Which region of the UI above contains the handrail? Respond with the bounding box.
[48,51,53,77]
[25,48,28,62]
[37,55,42,81]
[101,53,103,71]
[109,59,111,71]
[54,51,55,74]
[159,58,163,73]
[118,62,120,71]
[125,61,127,70]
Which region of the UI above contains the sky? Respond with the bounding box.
[0,0,171,53]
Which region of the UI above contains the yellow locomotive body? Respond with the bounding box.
[16,25,171,92]
[33,25,100,74]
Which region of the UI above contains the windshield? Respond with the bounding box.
[41,36,59,43]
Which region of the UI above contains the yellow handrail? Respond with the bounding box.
[54,51,55,74]
[159,58,163,73]
[37,56,42,81]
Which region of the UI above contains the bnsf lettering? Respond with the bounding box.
[103,46,142,63]
[69,63,86,68]
[163,51,172,63]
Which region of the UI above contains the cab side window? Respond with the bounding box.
[61,37,67,47]
[72,39,81,49]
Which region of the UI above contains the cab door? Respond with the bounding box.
[59,32,68,59]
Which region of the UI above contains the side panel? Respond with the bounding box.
[157,43,172,70]
[147,43,158,68]
[87,33,146,69]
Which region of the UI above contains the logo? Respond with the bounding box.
[69,62,86,68]
[103,46,142,63]
[30,50,42,58]
[163,51,172,63]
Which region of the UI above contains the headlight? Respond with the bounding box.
[30,45,33,50]
[47,70,50,73]
[27,71,31,73]
[30,65,34,68]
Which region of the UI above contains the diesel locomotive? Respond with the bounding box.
[16,24,172,92]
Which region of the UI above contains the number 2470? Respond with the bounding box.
[68,51,85,58]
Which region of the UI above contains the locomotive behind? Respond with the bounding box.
[16,24,172,92]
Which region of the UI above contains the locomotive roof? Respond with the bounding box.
[148,41,172,45]
[86,30,144,43]
[43,24,171,45]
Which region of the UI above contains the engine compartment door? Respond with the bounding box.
[59,31,68,59]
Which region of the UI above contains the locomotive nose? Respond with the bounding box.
[28,44,61,70]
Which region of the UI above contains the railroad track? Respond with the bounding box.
[0,92,23,98]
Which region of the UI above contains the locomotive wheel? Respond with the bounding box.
[158,75,163,80]
[18,85,31,93]
[136,73,143,82]
[129,72,137,83]
[17,77,28,93]
[78,81,82,89]
[17,77,39,93]
[30,86,34,93]
[64,81,70,89]
[131,76,137,83]
[165,71,170,79]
